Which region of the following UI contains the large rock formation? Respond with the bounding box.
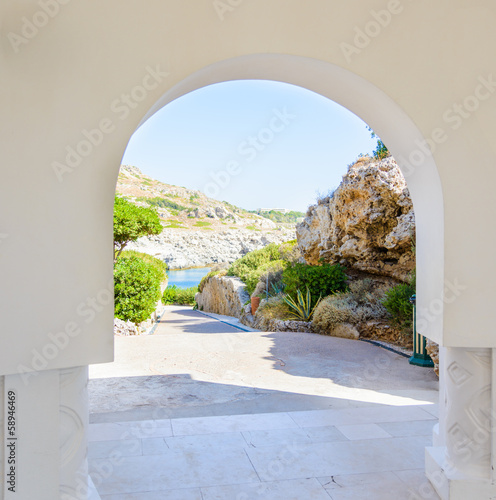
[297,157,415,282]
[195,275,250,318]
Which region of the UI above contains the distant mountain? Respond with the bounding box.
[116,165,295,232]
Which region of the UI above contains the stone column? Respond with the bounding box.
[426,347,496,499]
[1,367,98,500]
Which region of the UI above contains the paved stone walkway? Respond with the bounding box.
[89,306,440,499]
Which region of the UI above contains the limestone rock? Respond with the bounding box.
[296,157,415,282]
[331,323,360,340]
[128,229,294,269]
[114,317,140,336]
[195,275,250,318]
[426,339,440,377]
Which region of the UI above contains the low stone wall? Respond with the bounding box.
[195,275,250,318]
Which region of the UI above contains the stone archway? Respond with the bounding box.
[2,2,496,498]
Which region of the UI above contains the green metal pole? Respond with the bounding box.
[408,295,434,368]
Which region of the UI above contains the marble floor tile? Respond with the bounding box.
[303,425,349,443]
[88,438,142,459]
[378,419,436,438]
[242,428,315,448]
[89,419,172,442]
[90,447,259,495]
[289,405,436,429]
[335,423,392,440]
[394,469,441,499]
[100,487,203,500]
[201,478,331,500]
[171,412,298,436]
[246,435,430,482]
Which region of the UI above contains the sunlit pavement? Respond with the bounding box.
[89,306,440,499]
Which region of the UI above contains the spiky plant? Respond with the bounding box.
[283,287,321,321]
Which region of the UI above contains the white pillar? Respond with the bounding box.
[426,348,496,499]
[1,366,99,500]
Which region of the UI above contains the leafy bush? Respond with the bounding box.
[282,262,347,306]
[312,278,390,335]
[114,255,163,323]
[227,244,282,294]
[278,239,301,264]
[120,251,167,281]
[162,285,198,305]
[253,295,294,330]
[312,293,359,334]
[382,282,415,329]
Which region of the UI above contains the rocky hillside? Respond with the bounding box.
[296,156,415,282]
[128,229,294,269]
[117,165,287,231]
[117,165,295,268]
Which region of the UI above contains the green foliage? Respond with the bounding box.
[283,288,321,321]
[312,279,388,335]
[140,196,188,212]
[312,293,359,334]
[120,251,167,281]
[253,295,294,330]
[373,139,389,160]
[367,126,390,160]
[253,210,306,224]
[382,282,415,329]
[114,255,162,324]
[162,285,198,305]
[282,262,347,307]
[227,244,283,295]
[163,221,186,229]
[193,221,212,227]
[113,196,163,261]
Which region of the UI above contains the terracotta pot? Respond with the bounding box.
[251,296,261,315]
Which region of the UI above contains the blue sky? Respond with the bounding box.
[122,80,378,213]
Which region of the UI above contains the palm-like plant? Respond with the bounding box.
[283,287,321,321]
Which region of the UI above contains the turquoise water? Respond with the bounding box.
[167,267,211,289]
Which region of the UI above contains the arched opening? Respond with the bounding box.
[88,55,444,498]
[120,54,444,344]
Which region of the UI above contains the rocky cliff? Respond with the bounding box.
[128,229,294,269]
[296,157,415,282]
[195,275,249,318]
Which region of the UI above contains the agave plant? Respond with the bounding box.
[283,287,321,321]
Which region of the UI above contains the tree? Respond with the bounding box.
[113,196,162,261]
[366,126,390,160]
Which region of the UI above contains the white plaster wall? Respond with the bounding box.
[1,1,496,377]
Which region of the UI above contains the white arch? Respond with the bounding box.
[132,53,444,343]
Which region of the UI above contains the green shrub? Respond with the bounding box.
[193,220,212,227]
[114,255,163,323]
[227,244,282,294]
[382,282,415,328]
[120,251,167,281]
[254,295,294,330]
[312,293,359,334]
[282,262,347,306]
[162,285,198,305]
